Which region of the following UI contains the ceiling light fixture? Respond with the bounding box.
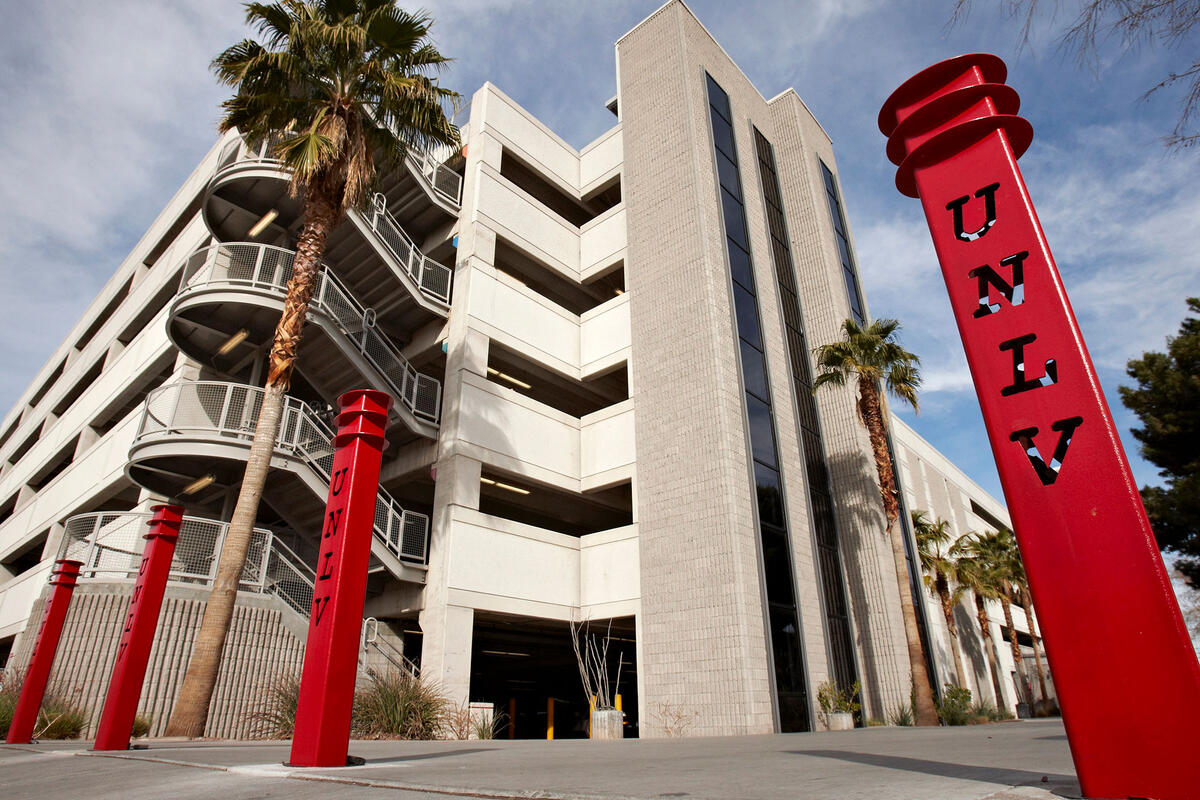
[182,473,216,495]
[216,328,250,356]
[480,476,532,495]
[247,209,279,238]
[486,367,532,390]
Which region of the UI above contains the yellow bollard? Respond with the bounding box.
[615,693,622,711]
[547,697,555,740]
[588,695,596,738]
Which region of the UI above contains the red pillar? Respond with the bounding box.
[92,504,183,750]
[6,559,83,744]
[289,390,391,767]
[879,54,1200,800]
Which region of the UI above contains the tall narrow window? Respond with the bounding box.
[706,74,810,732]
[755,130,860,699]
[820,162,866,326]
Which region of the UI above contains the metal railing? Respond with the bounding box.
[365,193,453,306]
[361,616,420,677]
[407,147,464,206]
[214,136,457,307]
[59,511,315,618]
[132,381,431,564]
[178,242,442,422]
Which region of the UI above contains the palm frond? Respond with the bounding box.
[211,0,460,214]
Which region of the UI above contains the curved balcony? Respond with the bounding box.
[168,241,440,437]
[126,380,429,572]
[204,138,456,315]
[59,511,314,618]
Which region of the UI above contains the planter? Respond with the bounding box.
[827,711,855,731]
[590,708,624,740]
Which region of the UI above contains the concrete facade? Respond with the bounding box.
[0,0,1040,738]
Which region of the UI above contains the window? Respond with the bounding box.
[707,74,810,732]
[820,162,866,325]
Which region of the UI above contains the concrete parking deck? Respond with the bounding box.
[0,718,1080,800]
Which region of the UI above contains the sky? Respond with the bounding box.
[0,0,1197,513]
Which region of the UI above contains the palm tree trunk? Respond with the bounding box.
[936,577,967,687]
[974,592,1004,706]
[858,382,939,726]
[165,188,336,737]
[1000,593,1031,705]
[1022,587,1050,704]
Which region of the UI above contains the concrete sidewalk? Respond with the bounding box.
[0,718,1080,800]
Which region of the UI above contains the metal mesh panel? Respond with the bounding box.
[131,381,431,566]
[413,375,442,421]
[418,257,453,302]
[400,511,429,562]
[61,513,144,578]
[432,163,464,205]
[57,512,310,610]
[368,194,453,307]
[173,241,442,423]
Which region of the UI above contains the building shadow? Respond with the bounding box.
[824,450,896,717]
[788,749,1077,788]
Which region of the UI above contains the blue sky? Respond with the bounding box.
[1,0,1197,508]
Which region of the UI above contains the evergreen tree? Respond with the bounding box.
[1119,298,1200,585]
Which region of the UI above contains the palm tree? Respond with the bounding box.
[1006,546,1051,707]
[950,532,1007,706]
[912,510,968,688]
[164,0,459,738]
[974,528,1035,707]
[813,318,938,726]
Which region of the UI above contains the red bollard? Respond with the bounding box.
[92,504,183,750]
[6,559,83,744]
[289,390,391,767]
[879,54,1200,800]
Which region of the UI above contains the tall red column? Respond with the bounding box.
[289,389,391,768]
[6,559,83,744]
[92,504,183,750]
[880,54,1200,800]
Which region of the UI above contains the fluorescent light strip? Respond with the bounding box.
[247,209,278,238]
[182,474,216,495]
[480,476,531,495]
[486,367,532,390]
[216,328,249,356]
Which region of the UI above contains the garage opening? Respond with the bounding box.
[470,612,637,739]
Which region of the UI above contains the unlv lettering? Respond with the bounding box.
[323,507,343,539]
[998,333,1058,396]
[945,182,1000,242]
[1010,417,1084,486]
[969,251,1027,318]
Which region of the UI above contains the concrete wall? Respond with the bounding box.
[9,581,305,738]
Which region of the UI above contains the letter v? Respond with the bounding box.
[1009,417,1084,486]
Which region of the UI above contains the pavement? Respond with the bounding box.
[0,718,1081,800]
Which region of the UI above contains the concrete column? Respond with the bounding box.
[40,522,67,562]
[103,340,126,369]
[417,604,474,707]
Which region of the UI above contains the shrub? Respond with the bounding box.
[131,714,152,739]
[249,672,301,739]
[866,718,887,727]
[0,672,87,740]
[352,668,448,740]
[936,684,973,726]
[816,680,861,714]
[474,710,502,740]
[35,703,88,740]
[886,701,915,726]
